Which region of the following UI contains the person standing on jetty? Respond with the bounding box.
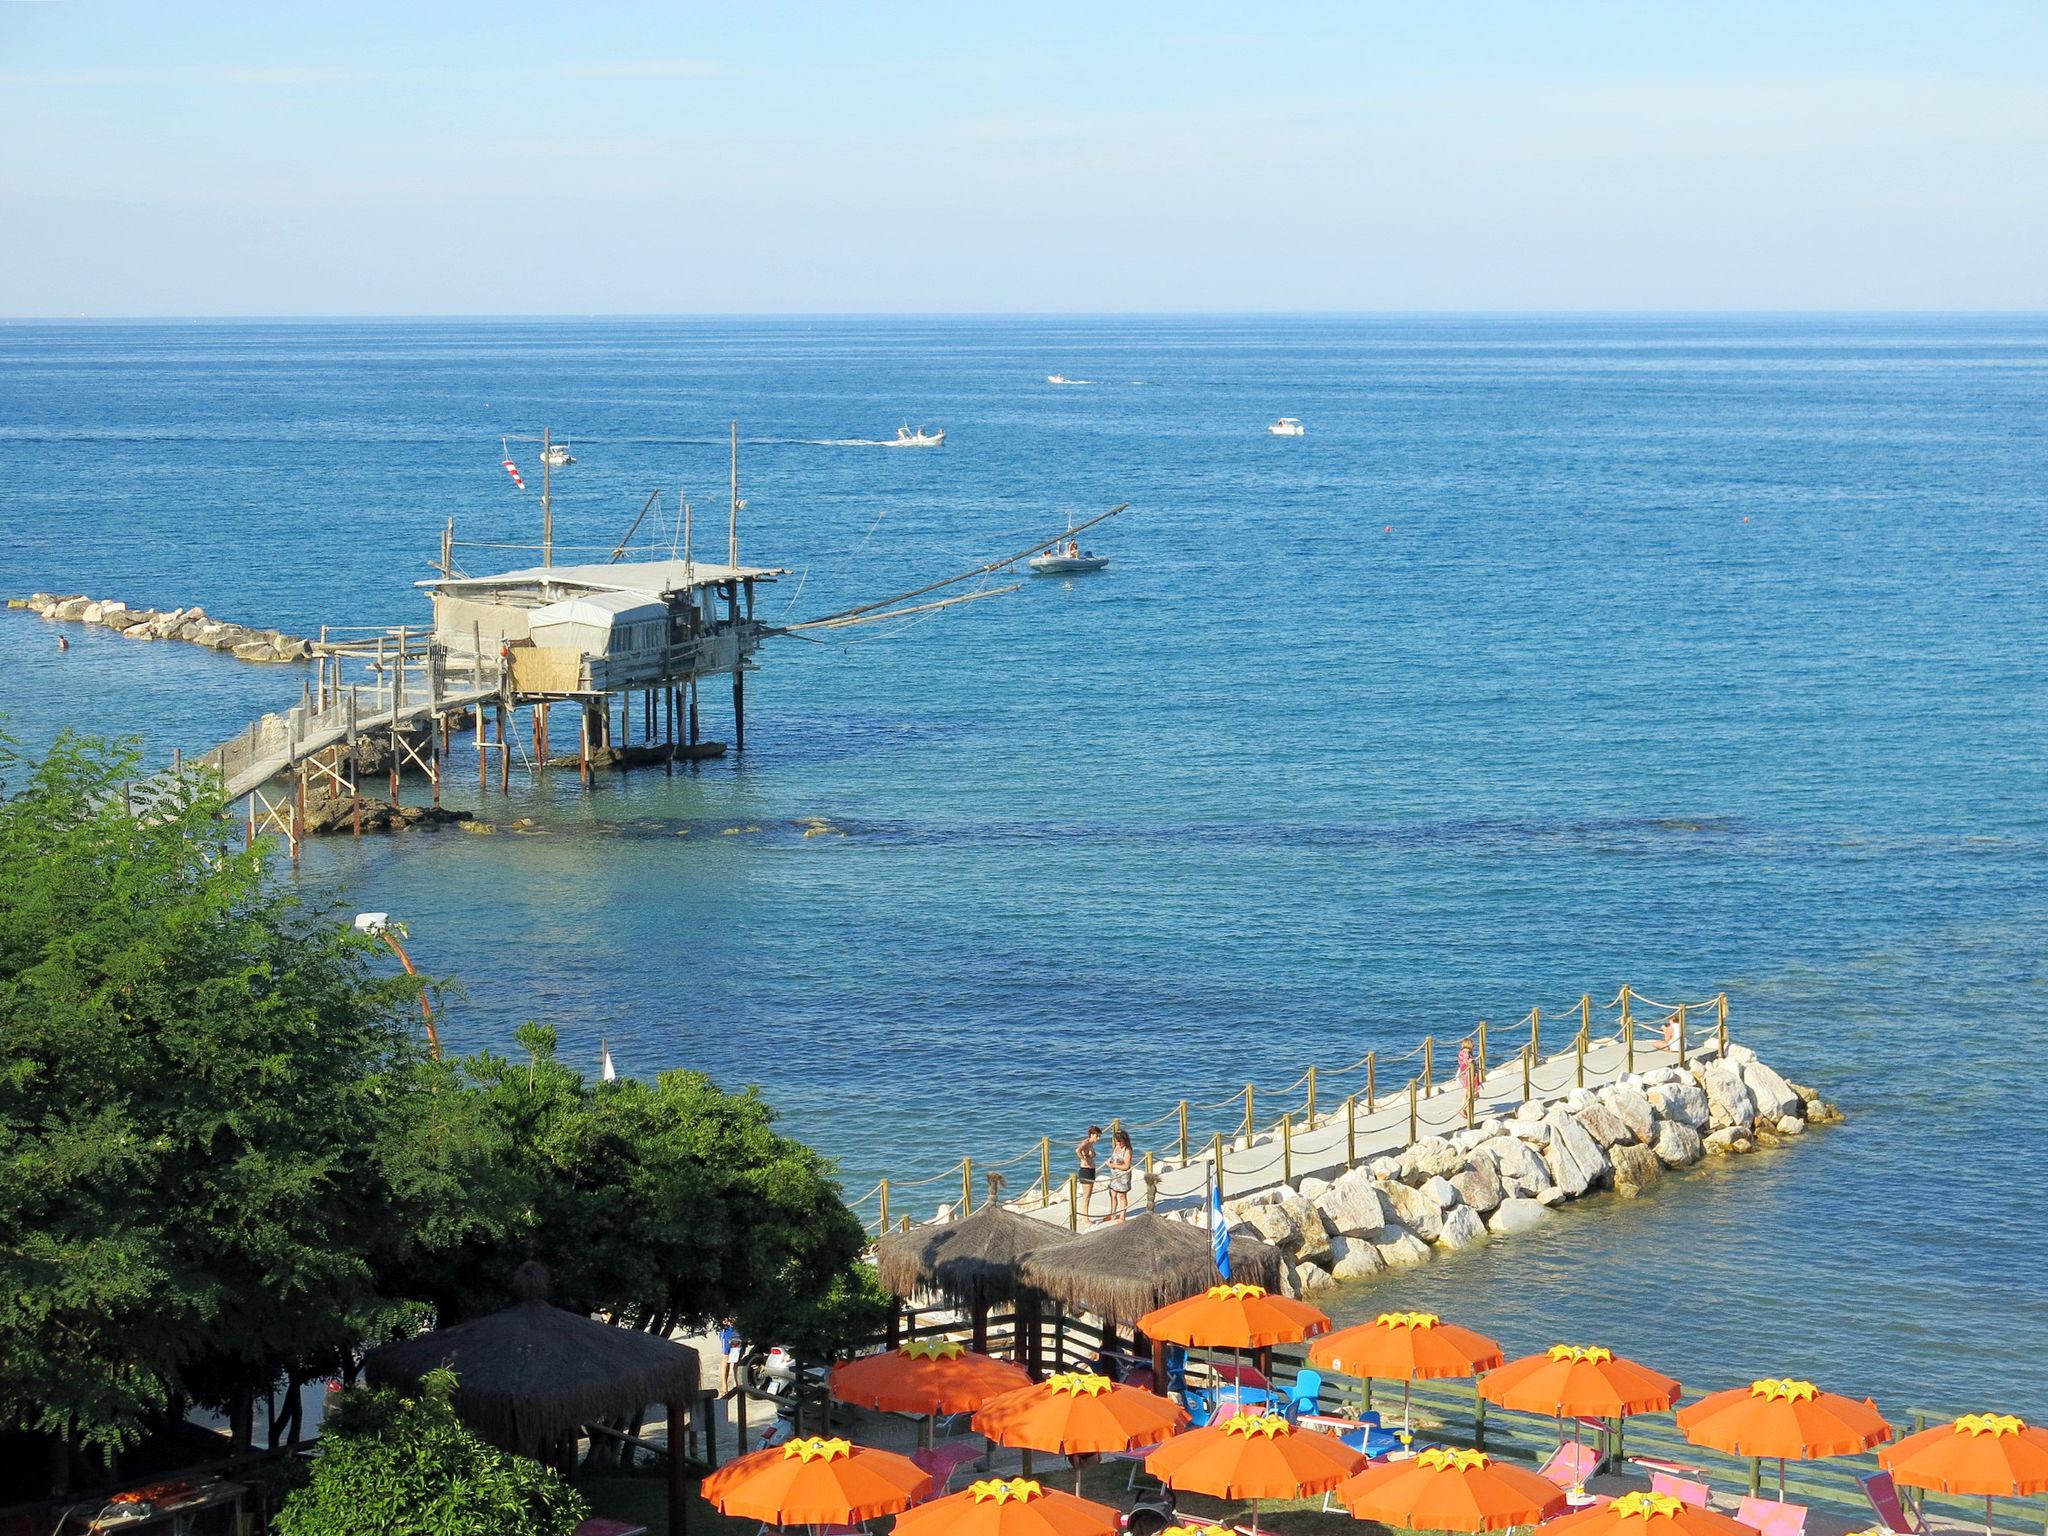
[1106,1126,1135,1222]
[1075,1125,1102,1225]
[1456,1038,1477,1100]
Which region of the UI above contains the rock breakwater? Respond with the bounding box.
[1207,1044,1840,1297]
[13,591,314,663]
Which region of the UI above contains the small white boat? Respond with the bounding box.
[884,425,945,448]
[1047,374,1070,385]
[1269,417,1305,437]
[541,442,575,467]
[1029,538,1109,575]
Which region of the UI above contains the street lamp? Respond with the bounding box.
[354,912,440,1059]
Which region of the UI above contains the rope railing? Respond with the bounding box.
[857,986,1734,1234]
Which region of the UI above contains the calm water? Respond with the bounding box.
[2,316,2044,1417]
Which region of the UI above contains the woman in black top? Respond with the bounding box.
[1075,1125,1102,1226]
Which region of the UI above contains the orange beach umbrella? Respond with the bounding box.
[1136,1283,1332,1350]
[1880,1413,2048,1535]
[1547,1491,1759,1536]
[1337,1446,1568,1532]
[1677,1378,1891,1500]
[1480,1345,1681,1420]
[1309,1311,1504,1435]
[975,1371,1190,1456]
[701,1436,931,1527]
[893,1477,1120,1536]
[1148,1413,1361,1531]
[829,1338,1030,1415]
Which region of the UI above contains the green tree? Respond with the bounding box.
[274,1369,585,1536]
[412,1026,888,1355]
[0,732,469,1457]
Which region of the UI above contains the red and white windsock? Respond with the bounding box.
[502,457,526,490]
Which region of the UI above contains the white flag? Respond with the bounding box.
[600,1042,616,1082]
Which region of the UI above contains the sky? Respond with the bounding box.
[3,1,2046,316]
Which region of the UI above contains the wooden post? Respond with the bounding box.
[1465,1071,1476,1128]
[1577,1025,1588,1087]
[1718,992,1729,1055]
[1039,1138,1052,1204]
[1281,1114,1293,1183]
[1243,1084,1255,1142]
[1531,1005,1541,1060]
[666,1395,689,1536]
[476,690,488,796]
[732,668,746,752]
[1345,1095,1357,1168]
[1210,1133,1224,1200]
[1477,1020,1488,1077]
[1423,1035,1434,1093]
[1622,984,1635,1072]
[496,705,510,793]
[1581,992,1592,1043]
[1522,1042,1532,1102]
[1305,1066,1318,1128]
[878,1180,890,1234]
[1408,1079,1418,1141]
[579,706,592,787]
[1367,1051,1376,1113]
[1676,1002,1689,1067]
[1177,1101,1189,1164]
[1066,1174,1079,1231]
[961,1158,973,1216]
[292,768,306,868]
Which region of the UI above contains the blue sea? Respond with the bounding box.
[2,315,2044,1419]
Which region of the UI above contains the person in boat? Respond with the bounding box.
[1066,539,1080,558]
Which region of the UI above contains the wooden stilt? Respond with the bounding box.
[689,680,700,745]
[580,707,592,787]
[496,705,509,793]
[732,669,745,752]
[476,703,487,796]
[430,717,442,807]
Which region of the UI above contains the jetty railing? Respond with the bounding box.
[844,987,1732,1236]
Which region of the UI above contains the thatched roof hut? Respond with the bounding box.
[874,1203,1059,1307]
[1019,1214,1284,1325]
[363,1264,701,1461]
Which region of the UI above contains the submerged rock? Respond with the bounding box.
[1610,1143,1662,1198]
[1328,1232,1388,1281]
[1488,1197,1550,1235]
[1437,1205,1486,1249]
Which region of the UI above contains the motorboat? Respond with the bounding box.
[1028,538,1109,575]
[884,425,945,447]
[1047,373,1070,385]
[1268,417,1305,436]
[541,442,575,467]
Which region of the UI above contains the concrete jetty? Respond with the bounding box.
[866,999,1842,1296]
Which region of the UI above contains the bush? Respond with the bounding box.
[275,1370,585,1536]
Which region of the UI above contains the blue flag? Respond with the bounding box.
[1210,1178,1231,1279]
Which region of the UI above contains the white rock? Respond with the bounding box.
[1376,1179,1444,1241]
[1369,1155,1403,1179]
[1603,1085,1656,1143]
[1511,1120,1551,1146]
[1650,1118,1704,1168]
[1641,1065,1686,1087]
[1450,1127,1493,1153]
[1485,1136,1552,1197]
[1281,1194,1333,1266]
[1422,1175,1461,1210]
[1437,1205,1486,1248]
[1488,1197,1550,1234]
[1294,1260,1336,1295]
[1241,1201,1306,1254]
[1513,1098,1547,1123]
[1450,1156,1505,1214]
[1741,1060,1803,1122]
[1775,1115,1806,1137]
[1535,1185,1567,1206]
[1575,1102,1632,1149]
[1328,1232,1389,1281]
[1647,1081,1711,1130]
[1400,1136,1464,1181]
[1317,1169,1388,1237]
[1374,1223,1434,1268]
[1700,1060,1757,1130]
[1565,1089,1596,1112]
[1543,1110,1610,1196]
[1726,1043,1759,1065]
[1297,1175,1332,1201]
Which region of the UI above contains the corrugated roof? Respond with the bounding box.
[420,558,787,598]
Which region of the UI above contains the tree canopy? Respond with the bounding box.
[0,730,885,1476]
[274,1369,586,1536]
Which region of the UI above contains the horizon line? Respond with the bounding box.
[5,307,2048,325]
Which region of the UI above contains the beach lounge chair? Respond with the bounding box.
[913,1443,984,1499]
[1114,1441,1169,1491]
[1282,1368,1324,1420]
[1860,1471,1924,1534]
[1650,1472,1712,1508]
[1735,1496,1808,1536]
[1538,1441,1607,1494]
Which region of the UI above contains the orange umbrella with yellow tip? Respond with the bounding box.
[1337,1446,1569,1531]
[829,1338,1031,1415]
[1880,1413,2048,1535]
[1136,1283,1332,1349]
[1677,1378,1891,1501]
[1308,1312,1505,1441]
[701,1436,931,1528]
[1480,1345,1680,1479]
[893,1477,1121,1536]
[1547,1491,1759,1536]
[975,1371,1189,1491]
[1146,1412,1363,1532]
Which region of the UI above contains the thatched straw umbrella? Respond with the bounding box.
[874,1199,1060,1371]
[365,1263,701,1533]
[1020,1214,1285,1394]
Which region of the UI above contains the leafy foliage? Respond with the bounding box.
[274,1369,585,1536]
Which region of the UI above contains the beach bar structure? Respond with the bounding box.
[420,555,788,772]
